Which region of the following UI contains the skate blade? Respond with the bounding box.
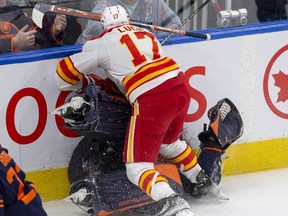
[176,209,195,216]
[64,188,87,203]
[213,191,229,201]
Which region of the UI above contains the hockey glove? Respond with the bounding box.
[204,98,243,150]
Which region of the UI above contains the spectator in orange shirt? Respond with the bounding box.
[0,0,67,54]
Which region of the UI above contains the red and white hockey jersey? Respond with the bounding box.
[56,24,182,103]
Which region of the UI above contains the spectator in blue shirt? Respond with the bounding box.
[76,0,181,44]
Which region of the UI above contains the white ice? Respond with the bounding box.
[44,167,288,216]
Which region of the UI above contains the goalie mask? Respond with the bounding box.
[51,83,101,134]
[101,5,129,30]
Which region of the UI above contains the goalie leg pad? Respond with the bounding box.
[197,140,223,185]
[68,133,126,185]
[89,163,184,215]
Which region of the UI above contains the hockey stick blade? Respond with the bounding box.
[32,3,49,28]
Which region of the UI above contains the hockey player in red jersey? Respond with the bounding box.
[55,5,227,216]
[0,145,47,216]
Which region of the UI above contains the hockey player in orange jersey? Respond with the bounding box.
[0,145,47,216]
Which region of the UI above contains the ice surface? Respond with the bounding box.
[44,168,288,216]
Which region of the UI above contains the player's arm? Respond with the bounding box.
[55,40,102,91]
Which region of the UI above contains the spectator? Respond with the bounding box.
[0,0,67,54]
[0,145,47,216]
[76,0,181,44]
[8,0,30,7]
[255,0,287,22]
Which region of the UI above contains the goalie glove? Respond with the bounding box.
[196,98,243,185]
[199,98,244,150]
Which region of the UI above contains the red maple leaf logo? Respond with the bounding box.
[272,70,288,102]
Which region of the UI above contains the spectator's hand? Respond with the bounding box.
[52,15,67,36]
[14,25,37,49]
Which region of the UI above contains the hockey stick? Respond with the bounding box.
[32,3,211,40]
[131,21,210,40]
[160,0,212,45]
[176,0,196,15]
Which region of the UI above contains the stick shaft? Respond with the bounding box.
[160,0,212,44]
[132,21,209,40]
[35,3,101,21]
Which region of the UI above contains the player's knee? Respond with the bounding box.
[198,139,223,184]
[125,162,154,185]
[160,139,187,158]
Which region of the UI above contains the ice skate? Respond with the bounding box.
[192,170,229,200]
[64,187,93,207]
[156,194,194,216]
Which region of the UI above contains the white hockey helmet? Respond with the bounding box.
[101,5,129,30]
